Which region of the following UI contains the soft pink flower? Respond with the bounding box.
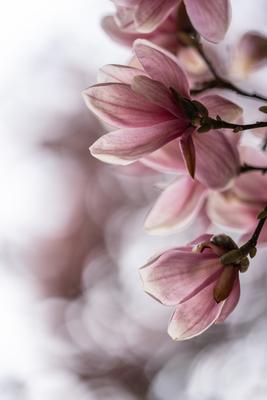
[139,234,240,340]
[141,140,209,234]
[102,13,178,51]
[84,40,241,187]
[207,147,267,244]
[111,0,231,42]
[231,31,267,79]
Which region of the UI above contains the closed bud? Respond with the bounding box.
[211,234,238,251]
[239,257,250,272]
[213,265,237,303]
[249,247,257,258]
[220,249,243,265]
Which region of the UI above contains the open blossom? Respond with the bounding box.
[83,40,241,186]
[207,147,267,244]
[139,234,240,340]
[141,141,209,234]
[102,13,179,51]
[111,0,231,43]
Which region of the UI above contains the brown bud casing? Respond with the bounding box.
[213,266,238,303]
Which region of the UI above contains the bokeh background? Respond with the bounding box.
[1,1,267,399]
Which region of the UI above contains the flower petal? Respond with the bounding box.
[184,0,231,43]
[134,0,179,33]
[132,75,186,118]
[98,64,146,84]
[139,249,222,306]
[193,129,240,189]
[207,191,258,231]
[145,176,207,234]
[83,83,174,128]
[199,94,243,123]
[215,276,240,323]
[89,119,184,164]
[141,139,186,174]
[134,39,190,97]
[168,280,225,340]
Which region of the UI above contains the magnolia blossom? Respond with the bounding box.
[139,234,240,340]
[141,141,208,234]
[84,40,241,187]
[231,32,267,78]
[102,13,178,51]
[208,147,267,244]
[111,0,231,42]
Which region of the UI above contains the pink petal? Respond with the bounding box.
[114,5,136,31]
[207,191,258,231]
[180,127,196,178]
[141,139,187,174]
[215,277,240,323]
[193,129,240,189]
[199,94,243,123]
[83,83,174,128]
[145,176,207,234]
[188,234,213,246]
[134,0,179,33]
[132,75,187,119]
[98,64,146,84]
[112,0,140,6]
[234,172,267,203]
[134,39,190,97]
[168,280,225,340]
[184,0,231,43]
[89,119,184,165]
[139,249,223,306]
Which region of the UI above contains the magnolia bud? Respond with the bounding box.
[213,265,237,303]
[239,257,250,273]
[220,249,243,265]
[249,247,257,258]
[211,234,238,251]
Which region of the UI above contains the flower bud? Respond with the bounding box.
[213,265,237,303]
[220,249,243,265]
[239,257,250,273]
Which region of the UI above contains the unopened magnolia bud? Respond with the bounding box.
[213,265,237,303]
[249,247,257,258]
[239,257,250,272]
[259,106,267,114]
[211,234,238,251]
[220,249,243,265]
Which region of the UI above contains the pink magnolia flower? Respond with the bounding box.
[111,0,231,43]
[102,13,179,51]
[84,40,241,187]
[207,147,267,244]
[139,234,241,340]
[231,31,267,79]
[141,141,209,234]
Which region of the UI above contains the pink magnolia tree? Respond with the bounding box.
[84,0,267,340]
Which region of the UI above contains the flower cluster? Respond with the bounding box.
[84,0,267,340]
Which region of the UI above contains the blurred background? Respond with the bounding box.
[1,0,267,399]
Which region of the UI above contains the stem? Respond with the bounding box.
[239,164,267,174]
[192,43,267,102]
[241,207,267,252]
[200,116,267,133]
